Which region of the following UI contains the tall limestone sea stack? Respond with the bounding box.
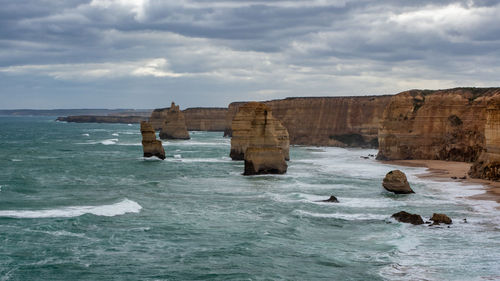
[159,102,190,140]
[230,102,289,175]
[140,121,165,160]
[230,102,290,161]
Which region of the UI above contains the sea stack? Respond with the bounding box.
[159,102,190,140]
[244,147,288,175]
[382,170,414,194]
[230,102,289,160]
[140,121,165,160]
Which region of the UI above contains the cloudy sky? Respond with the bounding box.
[1,0,499,109]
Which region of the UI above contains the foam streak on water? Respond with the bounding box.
[0,199,141,218]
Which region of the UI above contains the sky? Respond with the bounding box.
[1,0,499,109]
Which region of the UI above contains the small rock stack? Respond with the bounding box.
[140,121,165,160]
[159,102,190,140]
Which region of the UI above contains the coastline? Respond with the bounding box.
[382,160,500,206]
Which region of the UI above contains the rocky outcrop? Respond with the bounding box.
[391,211,424,225]
[56,115,147,124]
[158,103,190,140]
[430,213,452,225]
[230,102,290,160]
[320,196,339,203]
[382,170,414,194]
[183,108,228,131]
[469,96,500,181]
[243,147,287,175]
[377,88,500,162]
[140,121,165,160]
[225,96,391,147]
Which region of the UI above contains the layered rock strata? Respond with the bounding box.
[230,102,290,161]
[151,107,227,132]
[469,96,500,180]
[377,88,500,162]
[159,103,190,140]
[183,108,228,131]
[140,121,165,160]
[225,96,391,147]
[243,147,288,175]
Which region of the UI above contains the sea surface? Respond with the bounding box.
[1,116,499,281]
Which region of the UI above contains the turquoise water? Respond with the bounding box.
[1,116,499,280]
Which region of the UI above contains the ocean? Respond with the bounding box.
[0,116,499,280]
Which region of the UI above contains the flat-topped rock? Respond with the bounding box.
[243,147,287,175]
[382,170,414,194]
[230,102,289,160]
[159,102,190,140]
[140,121,165,160]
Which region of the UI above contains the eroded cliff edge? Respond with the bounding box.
[377,88,500,163]
[226,96,391,147]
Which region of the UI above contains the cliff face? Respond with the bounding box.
[183,108,228,131]
[469,96,500,180]
[150,107,227,132]
[159,103,190,140]
[225,96,391,147]
[230,102,290,161]
[377,88,500,162]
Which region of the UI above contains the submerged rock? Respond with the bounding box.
[382,170,414,194]
[243,147,287,175]
[320,196,339,203]
[430,213,452,225]
[140,121,165,160]
[391,211,424,225]
[230,102,289,160]
[159,102,190,140]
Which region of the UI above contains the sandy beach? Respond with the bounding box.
[382,160,500,205]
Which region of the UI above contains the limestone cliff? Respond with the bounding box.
[159,102,190,140]
[183,108,228,131]
[140,121,165,160]
[377,88,500,162]
[469,96,500,180]
[230,102,290,160]
[225,96,391,147]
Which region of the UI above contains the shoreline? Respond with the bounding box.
[381,160,500,206]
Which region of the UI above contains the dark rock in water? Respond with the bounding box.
[451,176,458,179]
[320,196,339,203]
[141,121,165,160]
[430,213,452,225]
[391,211,424,225]
[459,175,467,179]
[383,170,414,194]
[360,156,369,159]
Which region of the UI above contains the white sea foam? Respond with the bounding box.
[0,199,142,218]
[101,138,119,145]
[174,154,182,159]
[11,159,22,162]
[112,133,119,136]
[295,210,387,221]
[82,133,90,137]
